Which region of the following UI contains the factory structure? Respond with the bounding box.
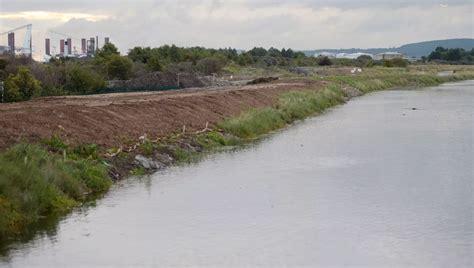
[314,51,405,60]
[0,24,33,57]
[44,32,110,60]
[1,24,110,61]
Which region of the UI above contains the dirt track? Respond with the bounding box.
[0,80,322,150]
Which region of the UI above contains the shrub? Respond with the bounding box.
[3,76,22,102]
[383,58,408,68]
[147,55,163,71]
[106,55,133,80]
[196,57,226,75]
[318,56,333,66]
[64,66,106,94]
[4,67,41,102]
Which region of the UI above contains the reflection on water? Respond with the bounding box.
[1,81,473,267]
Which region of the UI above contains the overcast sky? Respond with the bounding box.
[1,0,473,58]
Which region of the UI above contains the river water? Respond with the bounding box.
[1,81,473,267]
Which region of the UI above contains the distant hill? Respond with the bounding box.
[302,38,474,58]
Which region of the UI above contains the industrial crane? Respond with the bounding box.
[0,24,33,56]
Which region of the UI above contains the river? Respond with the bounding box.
[1,81,473,267]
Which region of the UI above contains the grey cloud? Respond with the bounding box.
[1,0,473,59]
[2,0,472,12]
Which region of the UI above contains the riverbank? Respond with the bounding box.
[1,66,473,242]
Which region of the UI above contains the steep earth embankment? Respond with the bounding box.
[0,80,321,151]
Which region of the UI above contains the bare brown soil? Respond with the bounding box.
[0,80,322,150]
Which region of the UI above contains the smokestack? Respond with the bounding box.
[89,37,95,54]
[67,38,72,55]
[45,38,50,56]
[60,39,65,54]
[81,38,86,54]
[104,37,110,45]
[96,36,99,50]
[7,32,15,53]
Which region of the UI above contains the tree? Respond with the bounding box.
[97,42,120,58]
[128,47,152,63]
[445,48,462,61]
[268,47,281,57]
[281,48,295,58]
[147,55,163,71]
[249,47,268,57]
[237,53,254,66]
[169,45,182,63]
[106,55,133,80]
[4,67,41,102]
[294,52,306,59]
[357,55,372,60]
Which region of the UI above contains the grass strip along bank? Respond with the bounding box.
[0,142,111,240]
[0,71,473,241]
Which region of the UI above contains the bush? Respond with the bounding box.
[106,55,133,80]
[318,56,333,66]
[196,57,226,75]
[147,55,163,71]
[4,67,41,102]
[383,58,408,68]
[64,66,106,94]
[3,76,22,102]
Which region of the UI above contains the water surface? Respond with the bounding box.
[2,81,473,267]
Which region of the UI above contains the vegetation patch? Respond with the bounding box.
[218,85,346,139]
[0,144,111,239]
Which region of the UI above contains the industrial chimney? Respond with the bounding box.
[45,38,50,56]
[89,37,95,55]
[7,33,15,54]
[67,38,72,55]
[81,38,86,54]
[60,39,65,55]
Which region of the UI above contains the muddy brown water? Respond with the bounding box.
[1,81,473,267]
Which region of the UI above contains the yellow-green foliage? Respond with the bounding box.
[328,70,473,93]
[0,144,111,238]
[196,131,241,150]
[218,85,346,139]
[277,85,346,121]
[4,66,42,102]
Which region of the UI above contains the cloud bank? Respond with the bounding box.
[0,0,472,58]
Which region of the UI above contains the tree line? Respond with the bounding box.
[427,47,474,63]
[0,42,444,103]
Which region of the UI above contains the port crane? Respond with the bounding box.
[0,24,33,56]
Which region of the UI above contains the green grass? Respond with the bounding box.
[196,131,242,150]
[0,143,111,239]
[327,71,474,94]
[140,141,156,156]
[130,167,146,176]
[218,85,346,139]
[172,147,199,164]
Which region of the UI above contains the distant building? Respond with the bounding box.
[315,52,336,58]
[375,52,404,60]
[335,52,373,59]
[314,52,374,60]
